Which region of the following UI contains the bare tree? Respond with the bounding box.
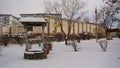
[44,0,85,44]
[44,0,65,36]
[98,0,120,36]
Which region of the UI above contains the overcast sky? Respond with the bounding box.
[0,0,103,17]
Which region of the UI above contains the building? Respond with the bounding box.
[0,14,18,24]
[19,13,105,37]
[19,13,62,35]
[44,16,105,36]
[0,14,19,35]
[0,13,105,37]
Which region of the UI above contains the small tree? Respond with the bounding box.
[44,0,85,44]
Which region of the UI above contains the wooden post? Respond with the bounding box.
[42,24,47,56]
[0,25,3,36]
[25,26,28,51]
[42,24,45,44]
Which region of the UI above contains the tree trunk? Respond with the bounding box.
[65,21,72,45]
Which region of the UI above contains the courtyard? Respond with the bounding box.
[0,38,120,68]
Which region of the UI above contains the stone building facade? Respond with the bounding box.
[0,13,105,37]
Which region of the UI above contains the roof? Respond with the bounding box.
[0,14,18,19]
[20,13,61,16]
[19,17,47,26]
[19,17,47,22]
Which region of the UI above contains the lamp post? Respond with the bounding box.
[95,8,99,42]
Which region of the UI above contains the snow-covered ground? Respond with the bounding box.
[0,38,120,68]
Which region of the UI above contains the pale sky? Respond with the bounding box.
[0,0,103,17]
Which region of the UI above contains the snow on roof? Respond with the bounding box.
[19,17,47,26]
[19,17,47,23]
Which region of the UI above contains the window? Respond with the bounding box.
[27,26,33,31]
[0,17,2,22]
[3,16,9,24]
[4,17,7,20]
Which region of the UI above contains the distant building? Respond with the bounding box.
[0,14,20,35]
[0,13,106,37]
[0,14,18,24]
[19,13,62,34]
[19,13,105,37]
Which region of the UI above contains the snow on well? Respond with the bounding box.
[0,38,120,68]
